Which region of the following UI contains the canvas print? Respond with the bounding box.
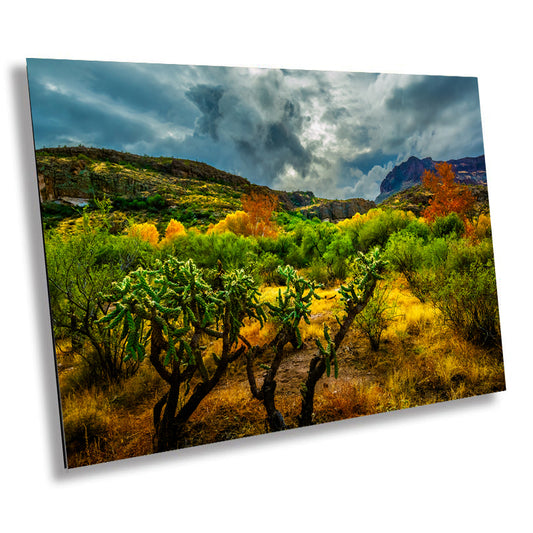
[27,59,505,468]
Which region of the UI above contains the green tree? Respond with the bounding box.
[430,260,500,347]
[46,210,151,382]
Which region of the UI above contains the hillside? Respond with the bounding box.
[35,146,375,227]
[378,182,490,216]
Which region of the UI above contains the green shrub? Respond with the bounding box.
[385,232,424,273]
[355,283,399,351]
[421,238,449,268]
[445,238,494,273]
[93,234,154,271]
[384,232,446,302]
[403,219,431,241]
[323,234,354,281]
[113,194,167,212]
[431,261,501,347]
[306,259,331,285]
[255,234,296,262]
[76,153,93,163]
[255,252,285,285]
[45,215,144,383]
[300,222,339,263]
[432,213,465,239]
[146,194,166,211]
[174,232,257,271]
[358,210,411,251]
[285,244,306,268]
[41,202,80,227]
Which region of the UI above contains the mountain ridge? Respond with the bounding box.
[35,147,487,227]
[35,146,376,225]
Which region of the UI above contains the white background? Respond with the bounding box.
[2,2,531,531]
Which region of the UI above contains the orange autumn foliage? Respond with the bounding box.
[127,222,159,246]
[208,190,279,237]
[241,189,279,237]
[422,162,474,222]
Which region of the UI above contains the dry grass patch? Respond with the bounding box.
[377,326,505,411]
[178,383,270,447]
[313,380,384,423]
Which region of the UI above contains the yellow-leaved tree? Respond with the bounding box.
[208,210,252,236]
[128,222,159,246]
[160,219,187,247]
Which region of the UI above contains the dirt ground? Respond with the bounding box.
[217,328,376,400]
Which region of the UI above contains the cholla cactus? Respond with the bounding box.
[265,265,321,348]
[315,325,338,379]
[247,265,322,432]
[100,257,264,451]
[338,248,387,313]
[299,248,387,427]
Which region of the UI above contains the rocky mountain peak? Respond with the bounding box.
[376,155,486,203]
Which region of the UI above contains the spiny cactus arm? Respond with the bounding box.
[149,318,173,383]
[219,268,265,345]
[315,325,338,378]
[338,248,387,313]
[266,265,321,350]
[199,326,223,339]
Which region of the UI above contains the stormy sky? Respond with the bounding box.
[26,59,485,201]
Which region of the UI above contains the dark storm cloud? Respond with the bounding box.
[185,84,224,140]
[382,76,483,155]
[265,121,312,175]
[26,60,486,200]
[231,97,313,179]
[28,59,198,128]
[82,62,193,122]
[386,75,478,119]
[344,149,391,175]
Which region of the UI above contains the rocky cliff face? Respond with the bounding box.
[298,198,375,222]
[36,146,252,200]
[377,155,486,203]
[37,157,151,204]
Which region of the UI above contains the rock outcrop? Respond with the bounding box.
[298,198,375,222]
